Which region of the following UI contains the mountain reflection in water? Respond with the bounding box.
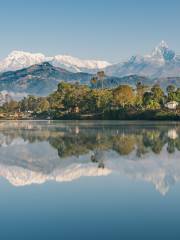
[0,121,180,195]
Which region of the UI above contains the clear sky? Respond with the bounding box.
[0,0,180,62]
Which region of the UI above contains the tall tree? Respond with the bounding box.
[97,71,106,89]
[167,85,177,101]
[113,85,135,108]
[135,82,150,107]
[151,84,165,104]
[167,85,176,94]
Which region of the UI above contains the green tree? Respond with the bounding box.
[3,100,19,112]
[113,85,135,108]
[85,89,113,113]
[151,84,165,104]
[175,88,180,103]
[97,71,106,89]
[135,82,150,107]
[167,85,176,94]
[19,97,28,112]
[62,83,90,112]
[146,100,161,110]
[166,85,176,101]
[37,98,50,112]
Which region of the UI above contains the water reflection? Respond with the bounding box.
[0,121,180,195]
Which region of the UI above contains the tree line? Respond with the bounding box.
[0,78,180,119]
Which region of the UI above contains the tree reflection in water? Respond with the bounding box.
[1,121,180,158]
[0,121,180,194]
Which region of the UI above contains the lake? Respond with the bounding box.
[0,120,180,240]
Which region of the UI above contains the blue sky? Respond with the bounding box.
[0,0,180,62]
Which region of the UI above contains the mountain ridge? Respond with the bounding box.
[1,62,180,97]
[0,62,93,95]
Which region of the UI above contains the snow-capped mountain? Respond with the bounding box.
[0,51,46,72]
[50,55,111,73]
[105,41,180,78]
[0,160,110,187]
[149,40,175,61]
[0,50,111,73]
[1,41,180,78]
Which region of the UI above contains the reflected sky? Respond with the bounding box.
[1,121,180,239]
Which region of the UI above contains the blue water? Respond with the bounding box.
[0,121,180,240]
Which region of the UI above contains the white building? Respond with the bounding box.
[165,101,178,110]
[168,129,178,140]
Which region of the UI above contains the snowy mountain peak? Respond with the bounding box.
[158,40,169,48]
[8,50,45,58]
[0,50,46,72]
[150,40,175,61]
[0,51,111,73]
[105,40,180,78]
[51,54,111,72]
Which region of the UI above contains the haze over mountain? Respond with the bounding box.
[105,41,180,78]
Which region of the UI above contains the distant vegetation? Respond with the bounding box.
[1,72,180,120]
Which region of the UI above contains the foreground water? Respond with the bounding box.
[0,120,180,239]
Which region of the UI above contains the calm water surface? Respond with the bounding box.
[0,120,180,240]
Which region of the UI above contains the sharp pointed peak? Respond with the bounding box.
[150,40,175,61]
[158,40,169,48]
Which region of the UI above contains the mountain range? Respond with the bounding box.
[0,41,180,96]
[0,50,110,73]
[1,41,180,78]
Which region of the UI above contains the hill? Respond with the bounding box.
[0,62,92,95]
